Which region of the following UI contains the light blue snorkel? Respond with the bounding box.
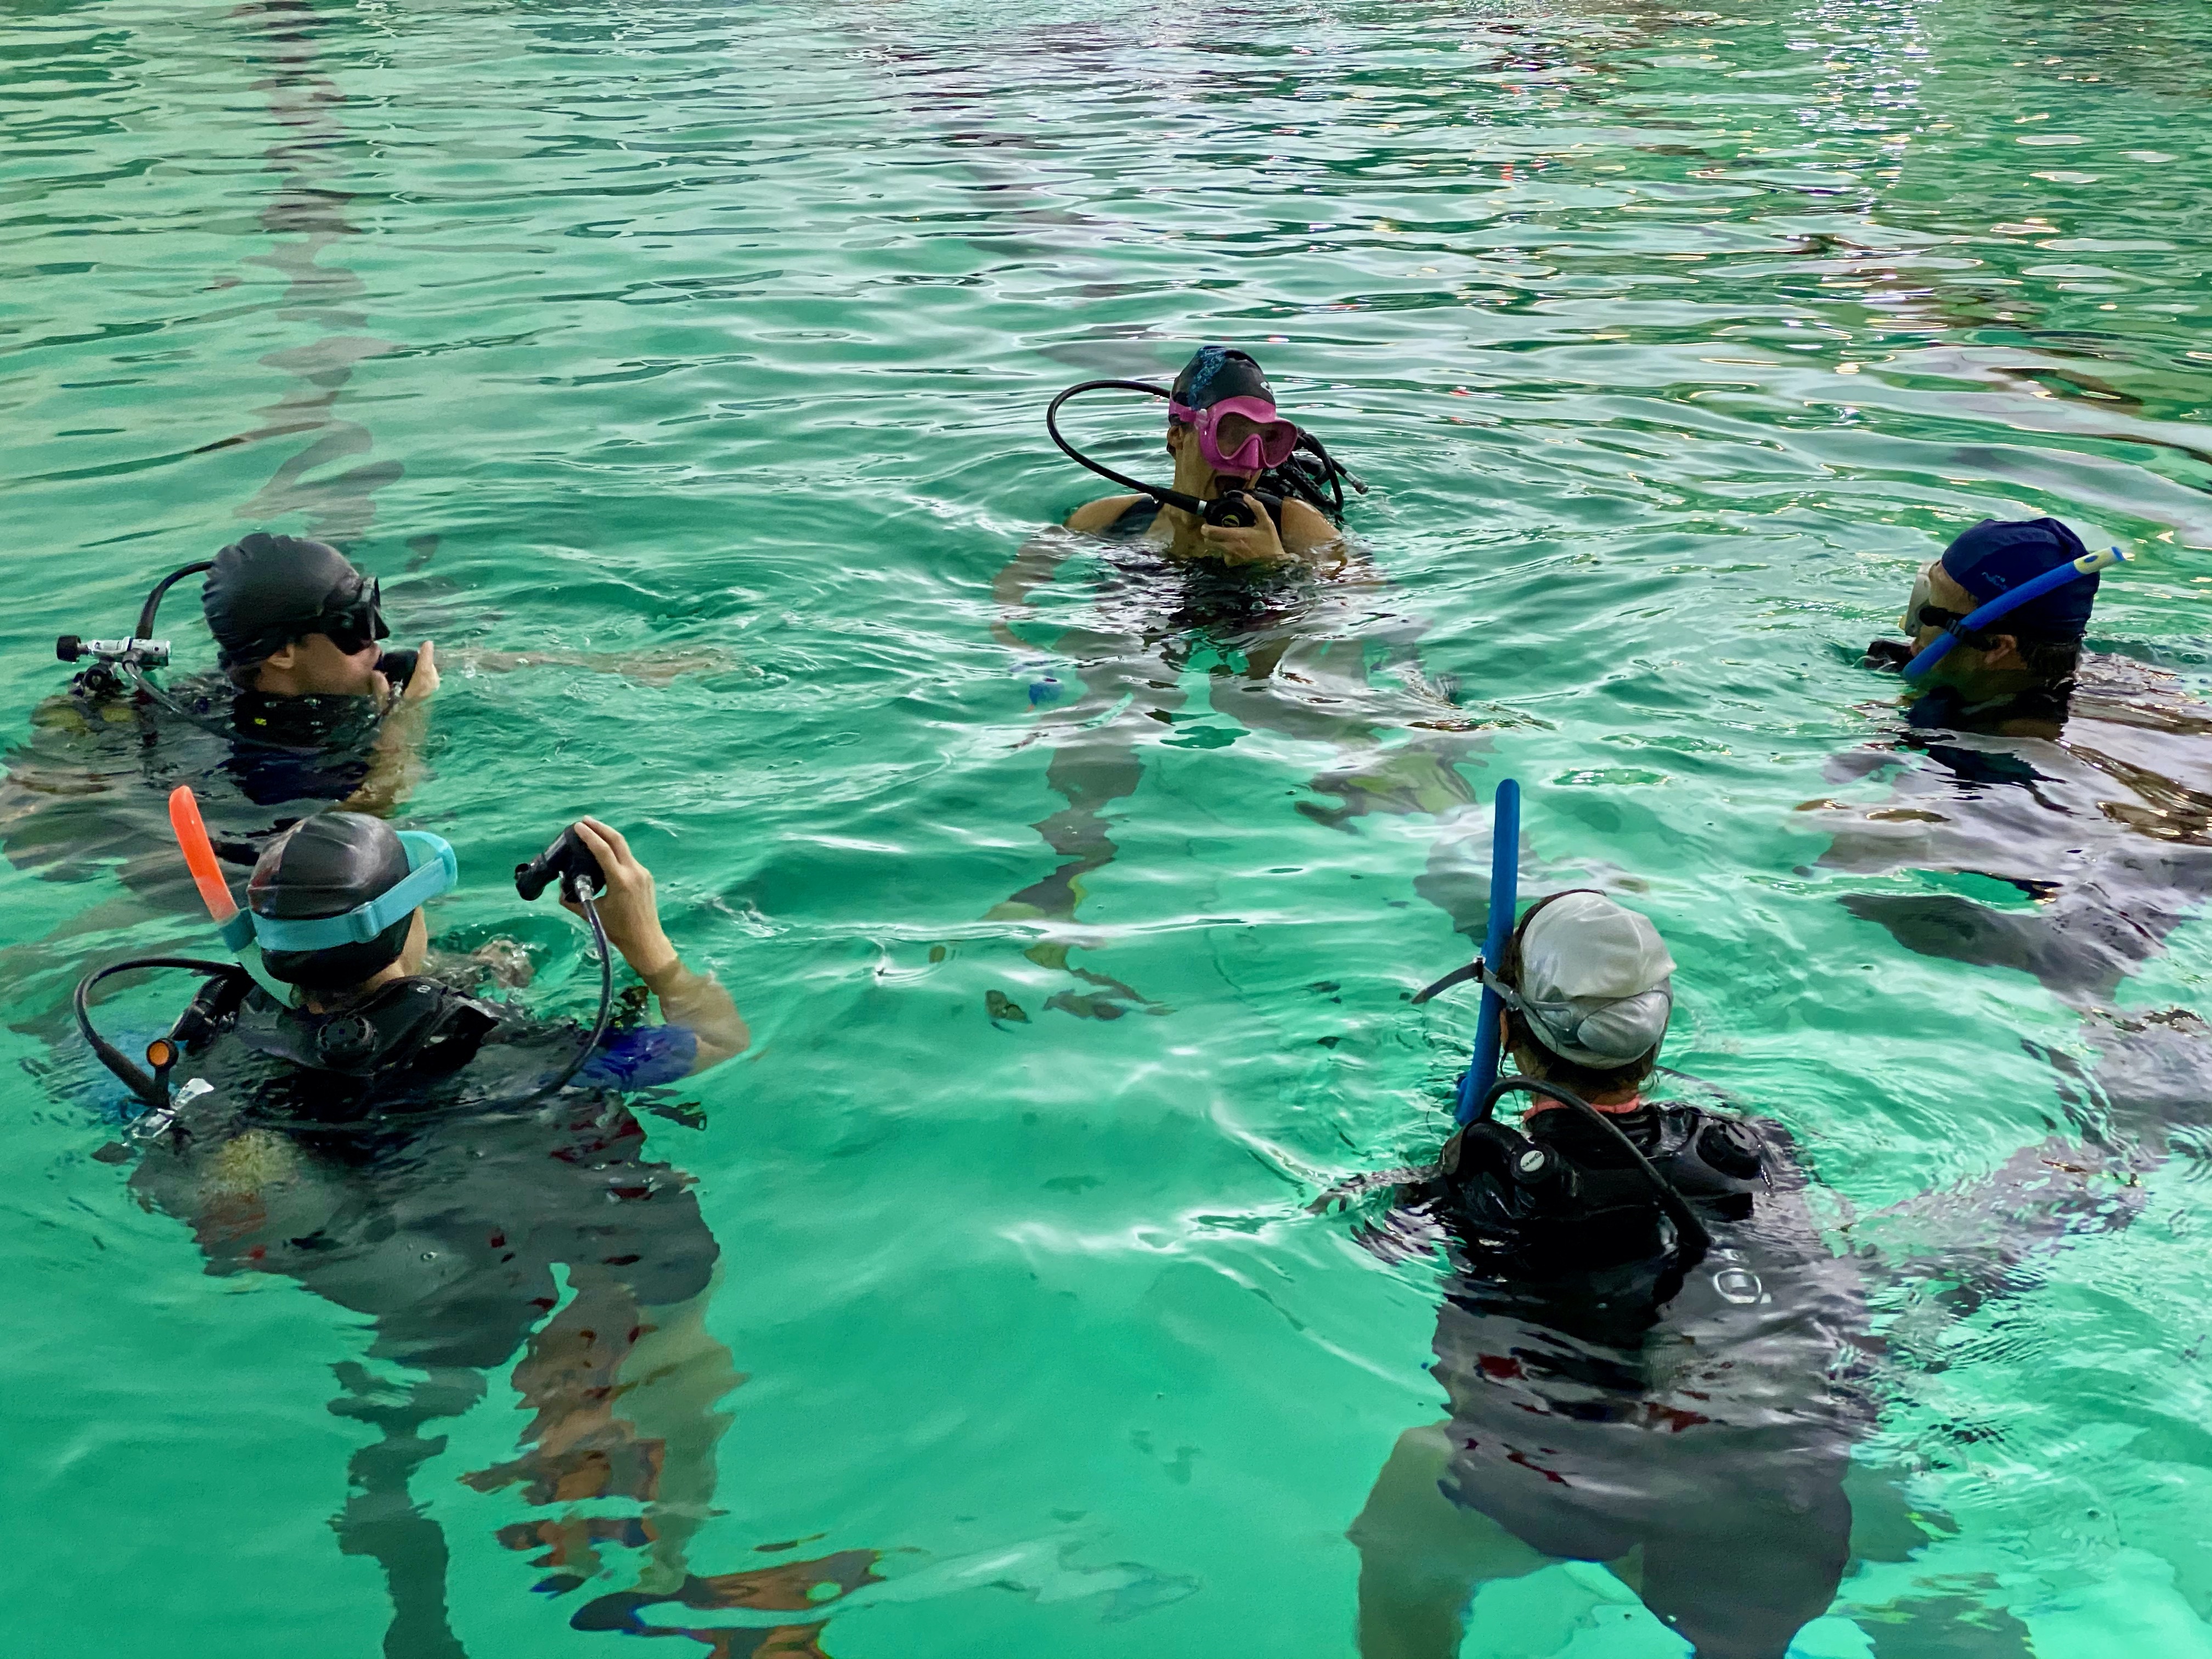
[1456,778,1519,1125]
[1901,544,2126,682]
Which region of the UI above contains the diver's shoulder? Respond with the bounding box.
[1064,494,1146,533]
[1280,495,1338,543]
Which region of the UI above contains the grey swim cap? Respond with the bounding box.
[1502,892,1676,1068]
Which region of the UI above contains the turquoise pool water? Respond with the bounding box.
[7,1,2212,1655]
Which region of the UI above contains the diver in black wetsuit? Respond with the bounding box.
[1,534,440,983]
[1349,892,1875,1659]
[1806,516,2212,1194]
[988,349,1482,1017]
[99,814,881,1656]
[1818,515,2212,1005]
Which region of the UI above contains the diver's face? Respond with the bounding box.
[1904,560,2017,696]
[397,910,428,977]
[1165,421,1254,493]
[259,630,388,698]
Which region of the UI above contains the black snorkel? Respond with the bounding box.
[1046,379,1365,531]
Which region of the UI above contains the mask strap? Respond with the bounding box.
[240,832,458,953]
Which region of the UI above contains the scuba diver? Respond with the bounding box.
[1055,345,1354,567]
[1816,513,2212,1001]
[1343,890,1885,1659]
[0,534,438,998]
[989,347,1483,1018]
[82,813,880,1655]
[1806,516,2212,1171]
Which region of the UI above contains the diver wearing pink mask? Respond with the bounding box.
[1064,347,1344,567]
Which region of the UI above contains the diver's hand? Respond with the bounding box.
[403,640,439,702]
[562,817,678,980]
[1199,498,1288,566]
[562,815,749,1070]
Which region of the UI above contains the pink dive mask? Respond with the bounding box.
[1170,394,1299,476]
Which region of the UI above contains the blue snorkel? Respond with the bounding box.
[1457,778,1519,1125]
[1901,544,2126,682]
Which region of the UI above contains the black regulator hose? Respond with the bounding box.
[511,882,617,1108]
[136,560,212,642]
[1046,380,1210,516]
[75,956,245,1109]
[1472,1075,1713,1263]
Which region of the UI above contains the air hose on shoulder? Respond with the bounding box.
[1463,1075,1713,1265]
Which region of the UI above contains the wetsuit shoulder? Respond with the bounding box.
[1065,494,1158,538]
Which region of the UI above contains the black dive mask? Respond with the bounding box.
[311,577,388,656]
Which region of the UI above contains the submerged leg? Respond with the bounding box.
[1837,1465,2038,1658]
[1348,1424,1551,1659]
[993,644,1188,927]
[1634,1473,1853,1659]
[328,1362,489,1659]
[465,1271,740,1590]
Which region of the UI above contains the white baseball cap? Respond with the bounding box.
[1486,891,1675,1067]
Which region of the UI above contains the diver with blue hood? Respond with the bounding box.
[79,815,877,1654]
[1797,515,2212,1317]
[1813,515,2212,1010]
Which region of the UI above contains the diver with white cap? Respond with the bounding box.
[1347,889,1892,1659]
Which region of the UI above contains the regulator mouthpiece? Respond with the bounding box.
[515,826,607,903]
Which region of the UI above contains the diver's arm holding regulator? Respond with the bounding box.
[1063,491,1341,568]
[1194,493,1341,569]
[340,642,441,816]
[560,817,748,1073]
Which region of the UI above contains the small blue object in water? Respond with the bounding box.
[1457,777,1520,1125]
[1029,676,1063,706]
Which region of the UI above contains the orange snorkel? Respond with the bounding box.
[169,786,255,950]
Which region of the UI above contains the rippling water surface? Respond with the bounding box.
[8,1,2212,1655]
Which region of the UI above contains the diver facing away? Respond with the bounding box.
[144,809,744,1109]
[1059,347,1351,567]
[91,816,882,1655]
[1348,892,1872,1659]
